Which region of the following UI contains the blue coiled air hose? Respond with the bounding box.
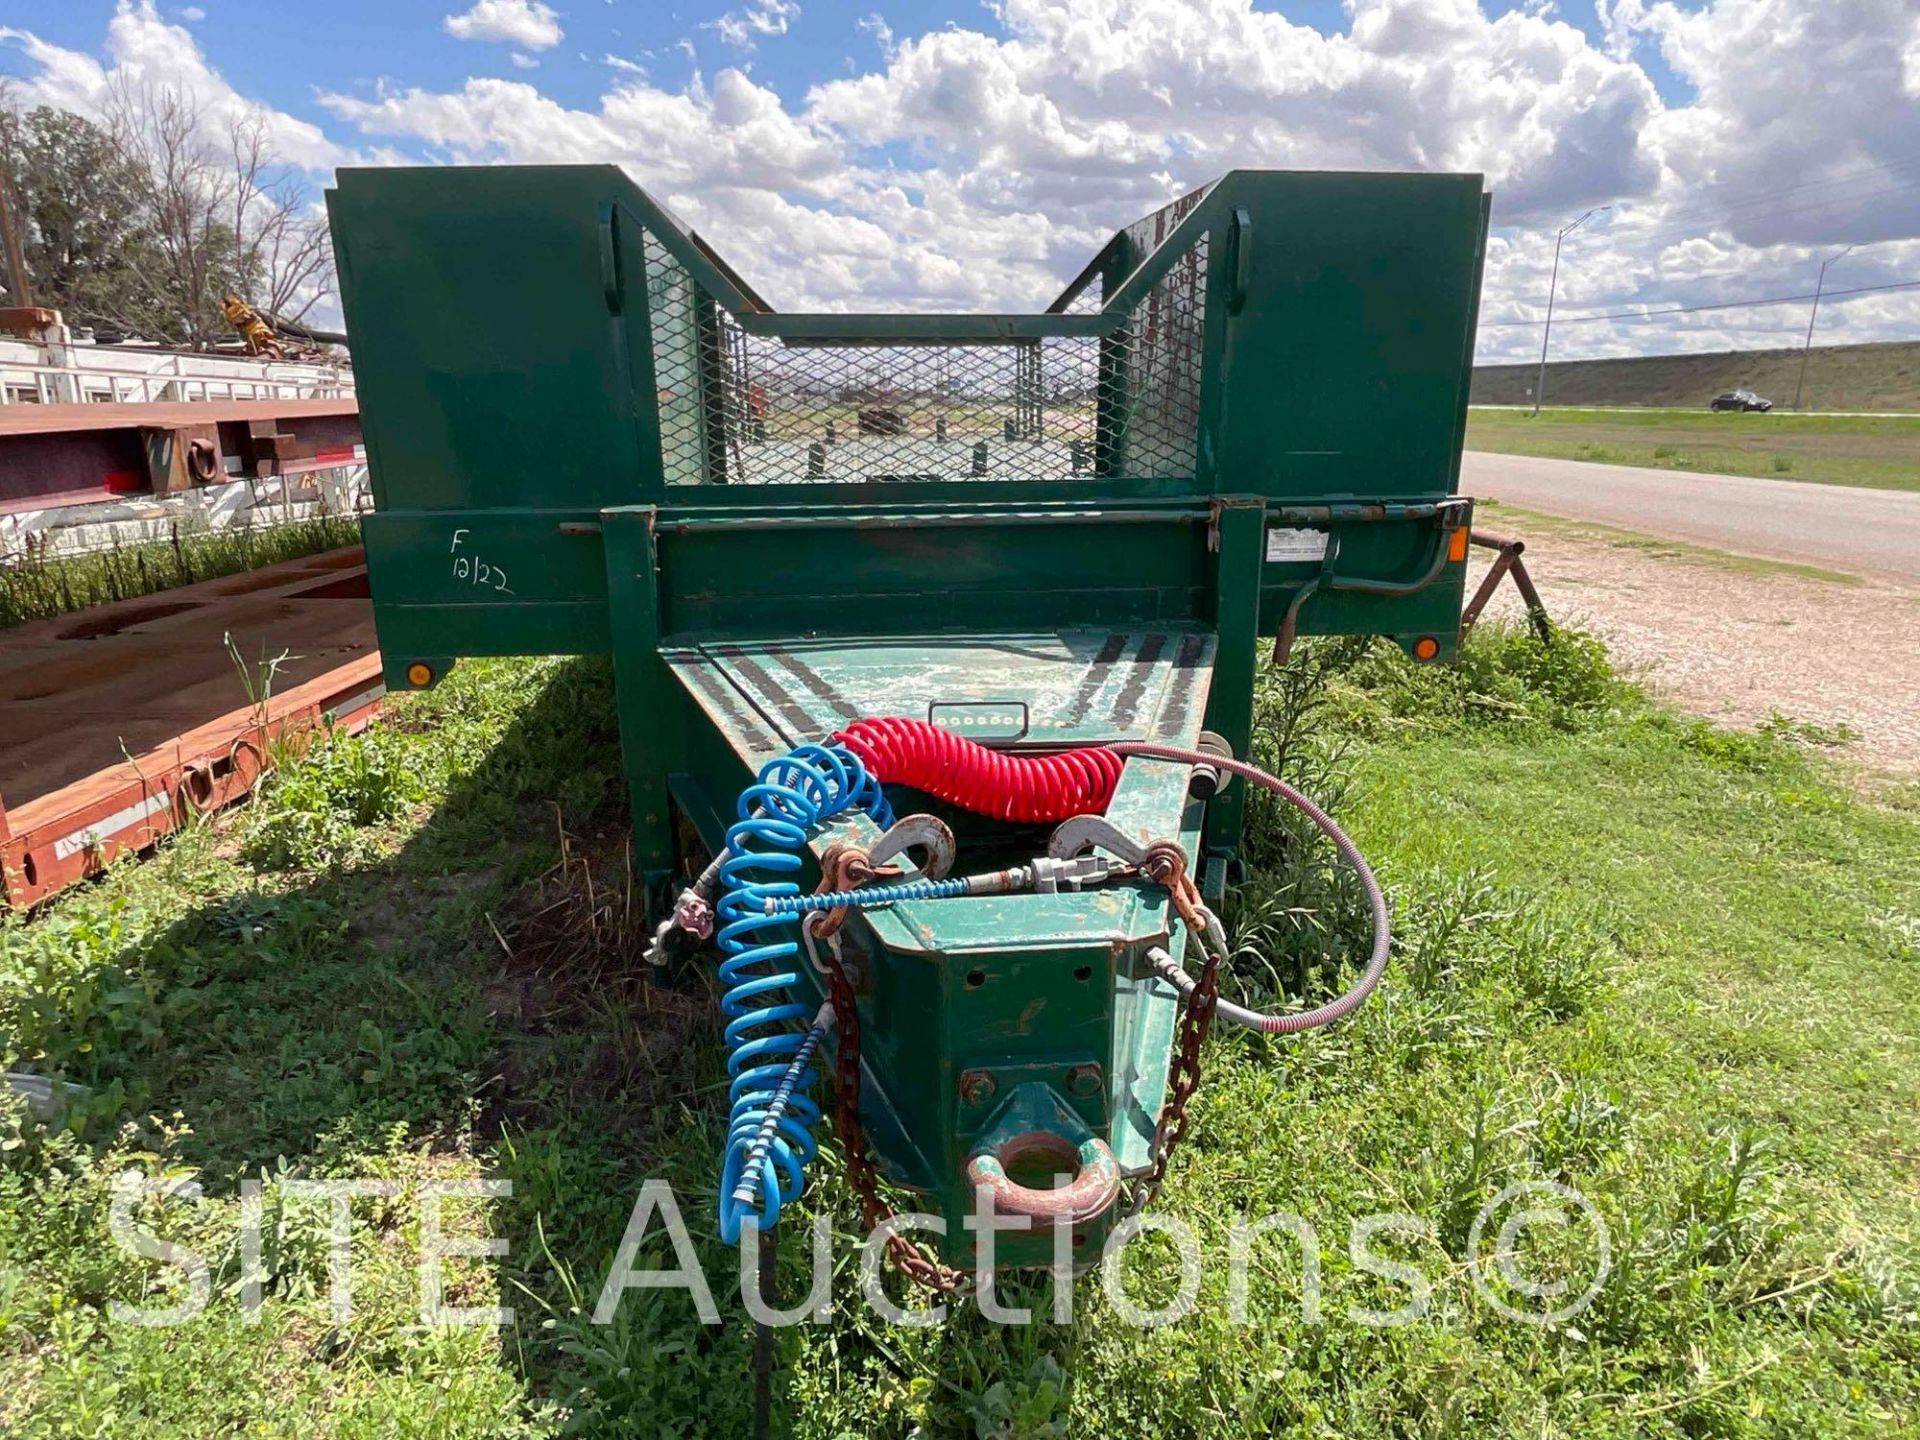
[764,876,970,915]
[714,742,892,1245]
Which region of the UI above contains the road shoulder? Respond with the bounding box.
[1470,502,1920,776]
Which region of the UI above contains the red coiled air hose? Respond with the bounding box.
[829,721,1392,1035]
[833,717,1123,823]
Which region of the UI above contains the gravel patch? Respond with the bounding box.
[1467,514,1920,774]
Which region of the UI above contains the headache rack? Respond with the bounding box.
[639,189,1212,488]
[329,163,1489,874]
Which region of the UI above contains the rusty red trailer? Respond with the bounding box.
[0,396,362,514]
[1,546,382,909]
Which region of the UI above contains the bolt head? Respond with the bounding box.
[1066,1063,1103,1098]
[959,1070,996,1104]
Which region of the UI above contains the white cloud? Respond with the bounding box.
[856,13,893,55]
[509,51,538,69]
[1,1,344,172]
[8,0,1918,361]
[1622,0,1920,246]
[706,0,798,51]
[443,0,563,51]
[177,5,206,20]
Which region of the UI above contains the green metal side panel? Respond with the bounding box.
[327,166,657,513]
[1207,171,1486,500]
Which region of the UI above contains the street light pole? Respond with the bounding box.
[1793,244,1856,412]
[1532,205,1609,417]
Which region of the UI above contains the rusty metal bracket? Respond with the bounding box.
[1460,530,1551,643]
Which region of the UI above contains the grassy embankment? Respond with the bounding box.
[1470,339,1920,412]
[1465,408,1920,493]
[2,629,1916,1437]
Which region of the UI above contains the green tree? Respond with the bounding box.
[0,104,156,331]
[0,85,333,349]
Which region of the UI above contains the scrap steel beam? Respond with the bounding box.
[1460,529,1551,642]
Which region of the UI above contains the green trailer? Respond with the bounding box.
[327,165,1488,1273]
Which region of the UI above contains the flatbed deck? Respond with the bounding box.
[664,627,1216,762]
[2,547,381,908]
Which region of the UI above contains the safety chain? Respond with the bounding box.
[814,834,1221,1287]
[804,846,975,1292]
[817,930,977,1294]
[1125,841,1225,1217]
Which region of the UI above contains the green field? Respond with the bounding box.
[1465,407,1920,492]
[3,634,1917,1437]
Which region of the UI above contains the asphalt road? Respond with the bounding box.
[1461,451,1920,584]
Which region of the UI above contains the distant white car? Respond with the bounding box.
[1711,389,1773,412]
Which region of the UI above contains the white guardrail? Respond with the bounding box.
[0,333,354,405]
[1,463,371,563]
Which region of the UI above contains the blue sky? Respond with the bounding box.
[3,1,1915,362]
[1,0,1698,130]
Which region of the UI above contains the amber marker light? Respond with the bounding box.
[406,662,434,687]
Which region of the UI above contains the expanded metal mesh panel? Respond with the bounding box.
[1059,268,1106,316]
[1118,232,1208,481]
[643,229,711,487]
[642,227,1208,486]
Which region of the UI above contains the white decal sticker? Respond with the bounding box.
[1265,528,1329,563]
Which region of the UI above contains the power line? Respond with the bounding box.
[1494,158,1920,257]
[1655,153,1914,203]
[1615,156,1920,231]
[1600,178,1920,251]
[1537,154,1920,233]
[1480,277,1920,329]
[1504,178,1920,260]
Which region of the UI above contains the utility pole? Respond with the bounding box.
[1793,244,1856,412]
[1532,205,1609,417]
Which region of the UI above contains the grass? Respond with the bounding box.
[1465,407,1920,493]
[0,516,362,629]
[2,629,1917,1436]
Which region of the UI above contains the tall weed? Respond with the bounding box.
[241,729,425,870]
[1330,621,1630,737]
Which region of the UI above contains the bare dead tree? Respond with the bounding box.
[225,108,333,329]
[102,78,334,350]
